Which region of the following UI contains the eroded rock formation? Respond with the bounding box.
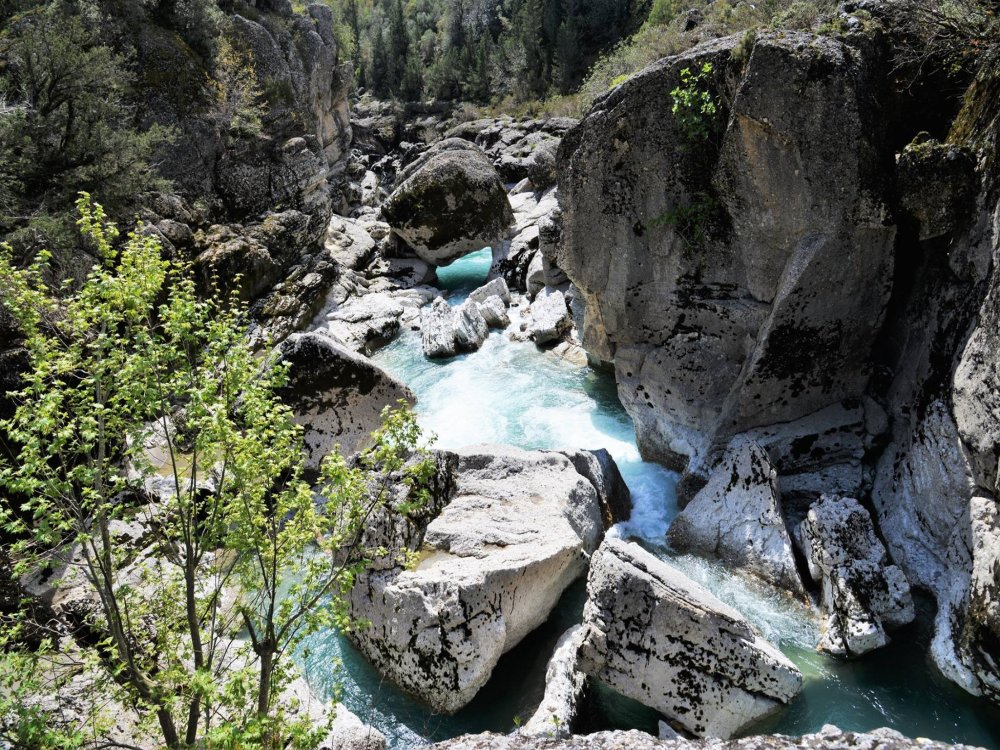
[557,32,895,482]
[381,139,514,265]
[347,445,629,713]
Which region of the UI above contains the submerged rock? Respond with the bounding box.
[798,496,915,657]
[667,437,805,596]
[274,332,414,468]
[348,445,628,714]
[381,139,514,265]
[578,538,803,739]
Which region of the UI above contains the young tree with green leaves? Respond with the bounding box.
[0,195,433,749]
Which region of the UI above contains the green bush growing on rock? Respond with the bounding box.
[0,196,434,749]
[651,191,720,252]
[670,62,718,144]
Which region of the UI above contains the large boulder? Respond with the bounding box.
[798,496,915,657]
[274,332,414,468]
[381,139,514,265]
[578,538,803,739]
[348,445,629,713]
[667,437,805,596]
[556,32,896,472]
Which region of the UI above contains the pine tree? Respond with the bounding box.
[369,27,390,97]
[386,0,410,94]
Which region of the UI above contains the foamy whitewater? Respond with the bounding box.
[298,249,1000,749]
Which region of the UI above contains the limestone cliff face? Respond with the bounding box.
[557,25,1000,702]
[557,32,895,483]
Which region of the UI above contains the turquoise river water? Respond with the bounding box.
[298,249,1000,749]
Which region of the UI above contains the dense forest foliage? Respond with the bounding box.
[343,0,651,103]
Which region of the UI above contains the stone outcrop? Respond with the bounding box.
[557,32,895,473]
[348,445,629,713]
[381,139,514,265]
[578,538,802,739]
[133,3,353,337]
[867,63,1000,696]
[430,726,986,750]
[445,117,578,188]
[798,496,914,657]
[492,187,561,293]
[519,624,588,739]
[274,332,414,468]
[667,438,805,596]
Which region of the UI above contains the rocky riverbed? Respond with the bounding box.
[4,1,1000,747]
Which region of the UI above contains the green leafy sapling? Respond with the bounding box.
[0,195,433,749]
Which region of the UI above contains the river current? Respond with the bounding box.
[298,249,1000,749]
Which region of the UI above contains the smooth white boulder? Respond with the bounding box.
[578,538,803,739]
[667,437,806,596]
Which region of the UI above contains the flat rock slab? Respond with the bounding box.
[348,445,629,713]
[579,538,802,739]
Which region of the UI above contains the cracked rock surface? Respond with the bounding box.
[578,538,802,739]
